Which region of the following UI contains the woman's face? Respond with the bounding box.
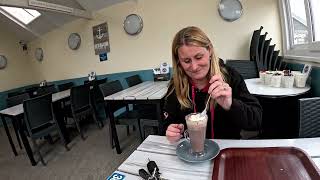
[177,45,211,82]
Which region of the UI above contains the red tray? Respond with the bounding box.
[212,147,320,180]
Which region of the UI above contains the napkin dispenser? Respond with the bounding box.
[39,80,47,87]
[153,62,170,81]
[88,71,96,81]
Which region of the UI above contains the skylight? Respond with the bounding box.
[0,6,41,25]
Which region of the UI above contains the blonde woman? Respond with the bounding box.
[164,26,262,142]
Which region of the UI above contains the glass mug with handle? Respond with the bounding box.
[184,112,208,157]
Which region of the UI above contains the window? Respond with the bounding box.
[0,6,41,25]
[279,0,320,62]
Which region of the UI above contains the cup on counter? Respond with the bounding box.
[281,75,294,88]
[264,71,274,85]
[291,71,301,76]
[259,71,266,84]
[294,73,308,87]
[270,74,282,87]
[184,112,208,157]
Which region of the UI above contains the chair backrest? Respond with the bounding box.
[7,90,25,98]
[125,75,142,87]
[250,26,263,61]
[225,60,258,79]
[58,82,74,91]
[25,86,39,97]
[36,85,57,96]
[99,80,125,111]
[99,80,123,97]
[92,78,108,103]
[97,78,107,85]
[23,94,54,134]
[299,97,320,138]
[7,93,30,107]
[84,80,90,85]
[71,84,91,112]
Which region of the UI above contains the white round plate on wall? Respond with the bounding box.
[68,33,81,50]
[123,14,143,35]
[35,48,44,61]
[0,55,7,69]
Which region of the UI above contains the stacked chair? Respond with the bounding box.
[225,60,258,79]
[250,26,287,71]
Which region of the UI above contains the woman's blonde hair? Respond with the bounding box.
[168,26,227,109]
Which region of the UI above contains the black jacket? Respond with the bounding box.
[162,61,262,139]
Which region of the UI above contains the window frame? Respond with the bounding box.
[0,6,41,25]
[279,0,320,63]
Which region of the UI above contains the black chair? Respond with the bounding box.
[25,86,39,98]
[58,82,74,91]
[6,93,30,149]
[92,78,107,104]
[262,38,272,69]
[69,85,101,140]
[7,90,25,98]
[125,75,159,140]
[7,93,30,107]
[225,60,259,79]
[35,85,57,97]
[125,75,142,87]
[257,32,267,71]
[57,82,74,109]
[91,78,107,126]
[99,80,139,147]
[298,97,320,138]
[250,26,263,62]
[23,94,69,165]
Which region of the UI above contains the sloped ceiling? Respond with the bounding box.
[0,0,129,42]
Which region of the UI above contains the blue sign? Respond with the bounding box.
[107,172,126,180]
[99,52,108,61]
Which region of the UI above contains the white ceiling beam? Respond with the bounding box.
[0,0,92,19]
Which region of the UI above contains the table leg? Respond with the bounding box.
[12,118,22,149]
[53,101,70,144]
[18,122,37,166]
[155,102,164,135]
[107,103,121,154]
[0,115,18,156]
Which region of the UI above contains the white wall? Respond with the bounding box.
[0,27,39,92]
[27,0,282,82]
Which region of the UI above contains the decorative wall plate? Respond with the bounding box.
[123,14,143,35]
[35,48,43,61]
[0,55,7,69]
[68,33,81,50]
[218,0,243,22]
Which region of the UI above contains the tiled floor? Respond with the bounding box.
[0,121,140,180]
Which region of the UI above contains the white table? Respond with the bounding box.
[104,81,169,154]
[0,90,70,116]
[244,78,310,97]
[109,135,320,180]
[0,89,70,166]
[244,78,312,139]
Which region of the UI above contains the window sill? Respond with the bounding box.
[284,55,320,67]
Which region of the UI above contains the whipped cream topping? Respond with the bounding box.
[189,113,206,122]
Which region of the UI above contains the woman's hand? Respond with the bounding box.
[166,124,184,143]
[208,75,232,110]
